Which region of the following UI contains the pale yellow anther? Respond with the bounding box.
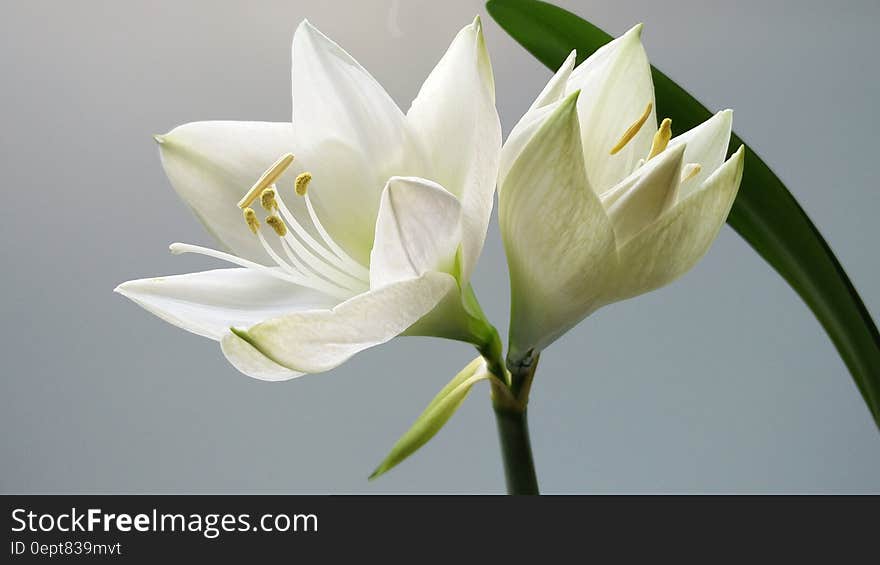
[260,187,277,211]
[237,153,295,209]
[295,172,312,196]
[610,102,653,155]
[243,207,260,235]
[681,163,702,183]
[265,215,288,237]
[648,118,672,160]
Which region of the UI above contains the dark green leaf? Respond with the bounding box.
[487,0,880,427]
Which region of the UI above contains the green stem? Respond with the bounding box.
[489,354,541,495]
[493,406,539,494]
[462,283,540,494]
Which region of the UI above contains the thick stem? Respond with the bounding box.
[493,406,539,495]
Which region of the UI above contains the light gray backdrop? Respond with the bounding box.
[1,0,878,493]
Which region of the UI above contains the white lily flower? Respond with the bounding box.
[116,17,501,380]
[499,24,745,362]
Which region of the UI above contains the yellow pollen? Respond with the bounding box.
[681,163,702,182]
[237,153,295,209]
[243,207,260,234]
[295,172,312,196]
[648,118,672,159]
[260,187,277,211]
[610,102,653,155]
[265,215,288,237]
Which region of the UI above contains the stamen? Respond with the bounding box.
[243,207,260,234]
[681,163,702,183]
[237,153,295,209]
[295,172,312,196]
[648,118,672,159]
[275,219,367,292]
[610,102,653,155]
[169,242,308,288]
[228,161,370,297]
[266,215,287,237]
[260,187,278,211]
[254,232,353,300]
[303,194,371,279]
[275,196,370,283]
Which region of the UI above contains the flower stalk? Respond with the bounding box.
[493,405,539,495]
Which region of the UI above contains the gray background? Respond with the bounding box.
[1,0,878,493]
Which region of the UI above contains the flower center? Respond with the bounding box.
[171,154,370,300]
[609,104,701,185]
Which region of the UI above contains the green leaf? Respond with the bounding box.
[370,357,489,480]
[487,0,880,428]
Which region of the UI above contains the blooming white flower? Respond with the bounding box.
[499,24,745,362]
[116,17,501,380]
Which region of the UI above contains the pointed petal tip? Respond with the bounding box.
[153,134,166,145]
[472,14,482,31]
[715,108,734,124]
[664,140,687,162]
[295,18,317,37]
[229,325,255,344]
[628,22,644,39]
[560,88,581,109]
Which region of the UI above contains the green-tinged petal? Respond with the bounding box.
[610,146,745,302]
[369,177,462,289]
[529,49,577,111]
[500,91,617,358]
[231,271,457,374]
[498,102,558,188]
[370,357,489,479]
[603,144,684,244]
[220,332,304,381]
[406,16,501,281]
[487,0,880,428]
[668,110,733,197]
[566,24,657,193]
[114,268,337,340]
[156,121,297,264]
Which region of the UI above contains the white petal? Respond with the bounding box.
[291,21,426,263]
[529,50,577,111]
[499,102,559,188]
[499,51,579,190]
[667,109,734,198]
[499,92,617,357]
[221,332,303,381]
[292,20,410,161]
[603,144,685,244]
[406,16,501,281]
[609,146,745,302]
[369,177,462,289]
[114,268,337,340]
[231,271,457,374]
[566,24,657,193]
[156,121,298,264]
